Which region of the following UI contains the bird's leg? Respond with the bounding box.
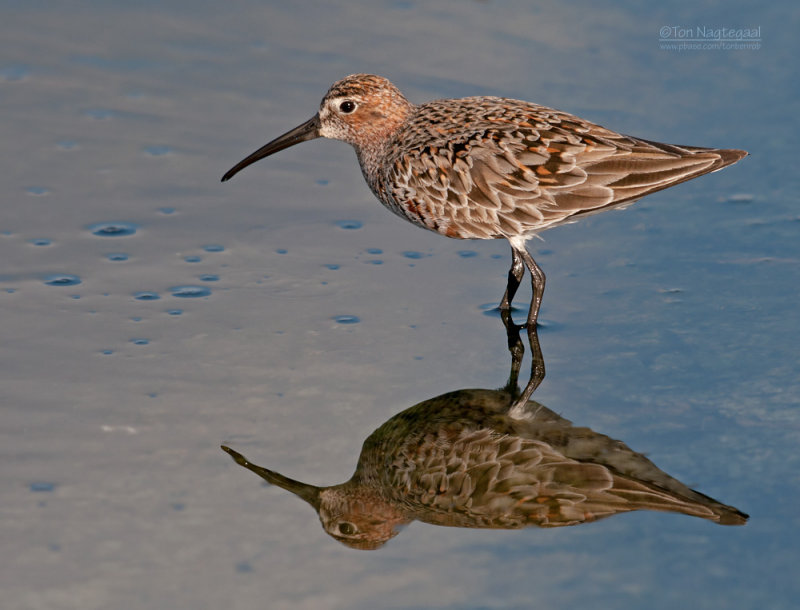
[500,308,524,396]
[500,246,525,311]
[509,322,546,416]
[501,304,546,414]
[518,248,546,329]
[524,322,546,396]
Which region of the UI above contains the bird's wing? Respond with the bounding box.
[392,106,745,239]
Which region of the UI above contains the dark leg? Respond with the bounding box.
[509,322,546,417]
[499,309,546,413]
[518,248,546,329]
[500,308,524,395]
[500,246,524,311]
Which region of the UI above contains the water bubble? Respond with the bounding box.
[199,274,219,282]
[0,65,30,82]
[143,145,173,157]
[170,285,211,298]
[335,220,362,230]
[30,482,57,492]
[203,244,224,252]
[158,207,175,215]
[366,248,383,255]
[131,338,150,345]
[83,108,115,120]
[26,186,51,196]
[183,255,202,263]
[324,264,340,270]
[722,193,754,203]
[332,314,360,324]
[107,253,129,261]
[316,179,329,186]
[44,274,81,286]
[133,291,160,301]
[88,222,138,237]
[365,259,383,265]
[166,309,183,316]
[457,250,478,258]
[101,349,114,355]
[29,238,52,246]
[402,251,426,259]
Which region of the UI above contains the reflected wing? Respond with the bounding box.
[394,427,747,528]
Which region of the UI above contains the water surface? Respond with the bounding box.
[2,2,797,609]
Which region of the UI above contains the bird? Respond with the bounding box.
[221,387,747,550]
[222,74,747,326]
[221,317,747,550]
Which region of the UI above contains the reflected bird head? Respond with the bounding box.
[318,486,409,551]
[221,445,408,550]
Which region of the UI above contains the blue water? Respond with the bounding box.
[1,1,797,609]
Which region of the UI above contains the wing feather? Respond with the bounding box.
[379,98,746,239]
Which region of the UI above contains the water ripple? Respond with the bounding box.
[87,222,138,237]
[44,274,81,286]
[332,314,360,324]
[170,285,211,298]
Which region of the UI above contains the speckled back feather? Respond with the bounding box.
[345,84,747,241]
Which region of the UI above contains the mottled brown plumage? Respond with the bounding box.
[222,74,747,325]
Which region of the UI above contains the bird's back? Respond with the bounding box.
[373,96,746,241]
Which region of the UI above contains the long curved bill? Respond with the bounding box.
[221,445,322,511]
[221,114,321,182]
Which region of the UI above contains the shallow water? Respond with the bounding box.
[2,1,798,609]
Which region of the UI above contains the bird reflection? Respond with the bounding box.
[222,318,747,550]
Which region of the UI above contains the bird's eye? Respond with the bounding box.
[339,100,356,114]
[338,522,358,536]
